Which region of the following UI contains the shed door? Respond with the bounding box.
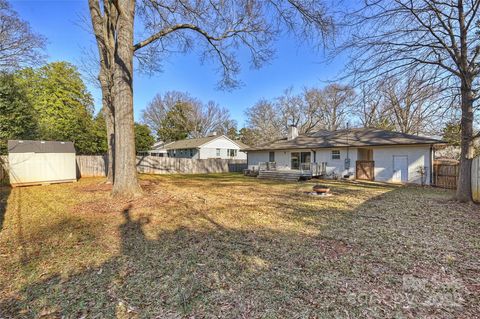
[393,155,408,183]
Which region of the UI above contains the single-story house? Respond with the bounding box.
[143,133,248,160]
[244,126,444,185]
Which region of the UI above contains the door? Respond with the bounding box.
[291,152,311,170]
[356,161,374,181]
[393,155,408,183]
[291,152,300,169]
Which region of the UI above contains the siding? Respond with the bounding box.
[373,145,431,184]
[247,145,432,185]
[314,148,357,178]
[8,153,76,185]
[199,137,247,160]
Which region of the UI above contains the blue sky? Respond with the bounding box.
[12,0,346,127]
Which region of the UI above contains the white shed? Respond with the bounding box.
[8,140,76,186]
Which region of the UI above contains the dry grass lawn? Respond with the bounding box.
[0,173,479,318]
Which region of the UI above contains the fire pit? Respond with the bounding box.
[312,184,330,194]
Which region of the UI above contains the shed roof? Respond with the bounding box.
[8,140,76,154]
[245,128,444,151]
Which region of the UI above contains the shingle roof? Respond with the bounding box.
[245,128,444,151]
[234,140,250,150]
[161,135,249,150]
[8,140,76,153]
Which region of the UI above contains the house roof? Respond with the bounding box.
[8,140,76,154]
[159,135,249,150]
[244,128,444,151]
[162,135,220,150]
[234,140,251,150]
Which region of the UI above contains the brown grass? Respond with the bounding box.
[0,173,479,318]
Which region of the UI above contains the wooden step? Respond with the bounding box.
[257,170,312,181]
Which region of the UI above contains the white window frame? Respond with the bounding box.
[216,148,221,157]
[331,150,341,160]
[228,149,237,157]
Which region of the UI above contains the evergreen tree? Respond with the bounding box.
[16,62,100,154]
[134,123,155,152]
[0,72,37,153]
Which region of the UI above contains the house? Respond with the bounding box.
[7,140,76,186]
[144,133,248,160]
[244,126,444,184]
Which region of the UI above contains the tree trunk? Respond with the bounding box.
[102,100,115,184]
[111,0,142,197]
[456,77,474,202]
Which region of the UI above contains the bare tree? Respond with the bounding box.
[318,84,355,131]
[88,0,334,197]
[380,74,444,135]
[0,0,45,70]
[245,99,285,145]
[354,82,392,130]
[142,91,235,140]
[339,0,480,202]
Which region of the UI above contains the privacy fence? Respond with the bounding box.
[76,155,247,177]
[432,161,458,189]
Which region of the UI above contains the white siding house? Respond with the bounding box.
[147,134,248,160]
[245,127,441,185]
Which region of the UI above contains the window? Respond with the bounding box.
[332,150,340,160]
[189,149,194,157]
[228,149,237,157]
[216,148,221,157]
[291,152,310,169]
[269,151,275,162]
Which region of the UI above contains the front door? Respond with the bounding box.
[393,155,408,183]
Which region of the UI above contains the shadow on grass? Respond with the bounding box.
[0,186,11,232]
[1,183,477,318]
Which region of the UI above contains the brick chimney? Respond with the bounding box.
[287,125,298,140]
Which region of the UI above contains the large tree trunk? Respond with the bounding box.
[100,64,115,184]
[111,0,142,197]
[102,99,115,184]
[456,77,475,202]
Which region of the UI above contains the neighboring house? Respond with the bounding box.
[245,126,444,185]
[139,140,169,157]
[144,133,248,160]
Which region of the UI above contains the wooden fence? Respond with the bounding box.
[76,155,109,177]
[472,157,480,202]
[0,155,7,185]
[76,155,247,177]
[432,162,458,189]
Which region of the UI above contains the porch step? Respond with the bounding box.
[257,170,312,181]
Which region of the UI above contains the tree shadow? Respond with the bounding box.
[1,184,478,318]
[0,186,11,231]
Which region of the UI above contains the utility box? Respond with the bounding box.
[7,140,76,186]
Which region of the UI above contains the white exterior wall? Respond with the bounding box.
[198,137,247,160]
[315,148,357,178]
[247,145,432,185]
[373,145,431,184]
[248,150,313,170]
[8,152,76,185]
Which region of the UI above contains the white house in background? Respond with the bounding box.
[142,133,248,160]
[245,126,444,185]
